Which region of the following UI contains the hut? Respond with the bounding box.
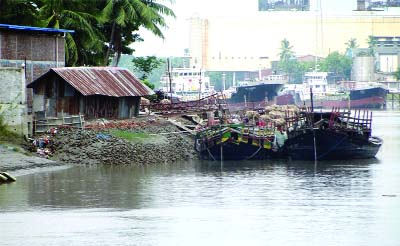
[27,67,153,132]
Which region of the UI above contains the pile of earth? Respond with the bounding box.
[49,117,197,165]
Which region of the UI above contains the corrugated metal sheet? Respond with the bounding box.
[0,24,74,33]
[29,67,154,97]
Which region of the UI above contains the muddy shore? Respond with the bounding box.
[0,116,198,174]
[51,117,197,165]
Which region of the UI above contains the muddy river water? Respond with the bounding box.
[1,110,399,246]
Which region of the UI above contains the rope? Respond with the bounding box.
[246,145,263,160]
[317,135,348,160]
[206,147,216,161]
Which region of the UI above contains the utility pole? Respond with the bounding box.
[199,68,202,100]
[167,58,173,104]
[222,72,226,91]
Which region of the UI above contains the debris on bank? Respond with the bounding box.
[27,117,196,166]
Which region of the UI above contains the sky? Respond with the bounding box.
[132,0,356,57]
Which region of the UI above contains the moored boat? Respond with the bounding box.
[194,105,382,161]
[194,123,282,161]
[227,75,286,112]
[284,109,382,160]
[276,75,389,109]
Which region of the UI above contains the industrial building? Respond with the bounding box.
[188,0,400,78]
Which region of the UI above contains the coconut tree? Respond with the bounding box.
[279,38,295,61]
[345,38,358,49]
[37,0,103,66]
[278,39,297,82]
[101,0,175,66]
[0,0,39,26]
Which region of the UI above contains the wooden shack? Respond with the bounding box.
[27,67,153,132]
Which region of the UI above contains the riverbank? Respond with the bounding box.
[0,144,66,173]
[51,116,197,165]
[0,116,197,175]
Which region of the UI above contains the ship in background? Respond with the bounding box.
[159,67,215,102]
[226,74,287,112]
[277,68,389,109]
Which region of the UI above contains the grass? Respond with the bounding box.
[0,115,22,145]
[108,129,153,143]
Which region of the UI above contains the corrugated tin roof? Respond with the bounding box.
[0,24,74,34]
[28,67,154,97]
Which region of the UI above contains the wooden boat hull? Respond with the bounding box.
[284,129,382,160]
[196,141,281,161]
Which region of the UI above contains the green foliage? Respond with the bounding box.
[109,129,152,143]
[0,0,175,67]
[366,35,377,56]
[277,39,297,82]
[0,0,38,26]
[208,71,233,91]
[275,40,352,83]
[345,38,358,49]
[319,51,352,80]
[101,0,175,66]
[132,56,164,80]
[142,79,155,90]
[394,67,400,81]
[0,106,19,142]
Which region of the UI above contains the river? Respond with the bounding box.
[1,110,399,246]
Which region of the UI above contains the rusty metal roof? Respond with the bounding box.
[28,67,154,97]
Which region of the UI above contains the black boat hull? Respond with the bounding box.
[285,129,382,160]
[229,83,284,104]
[197,141,281,161]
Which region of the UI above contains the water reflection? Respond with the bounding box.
[0,111,399,246]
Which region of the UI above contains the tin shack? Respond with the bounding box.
[27,67,153,131]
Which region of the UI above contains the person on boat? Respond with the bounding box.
[273,125,288,149]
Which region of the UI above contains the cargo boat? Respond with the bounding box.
[194,106,382,161]
[284,109,382,160]
[227,76,286,112]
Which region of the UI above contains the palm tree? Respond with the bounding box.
[101,0,175,66]
[345,38,358,49]
[278,39,297,82]
[0,0,39,26]
[279,38,294,62]
[37,0,102,66]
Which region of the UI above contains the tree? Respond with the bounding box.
[36,0,103,66]
[345,38,358,50]
[394,67,400,81]
[367,35,377,56]
[278,38,295,61]
[319,51,352,81]
[345,38,358,57]
[277,39,297,82]
[132,56,164,89]
[0,0,39,26]
[132,56,164,80]
[101,0,175,66]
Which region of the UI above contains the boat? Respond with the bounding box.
[227,75,286,112]
[346,82,389,109]
[283,108,382,160]
[194,105,382,161]
[276,72,389,109]
[159,67,215,101]
[194,123,280,161]
[194,105,297,161]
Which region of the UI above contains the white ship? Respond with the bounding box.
[160,67,214,101]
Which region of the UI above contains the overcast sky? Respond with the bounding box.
[132,0,356,57]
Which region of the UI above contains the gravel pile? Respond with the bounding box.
[50,118,197,165]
